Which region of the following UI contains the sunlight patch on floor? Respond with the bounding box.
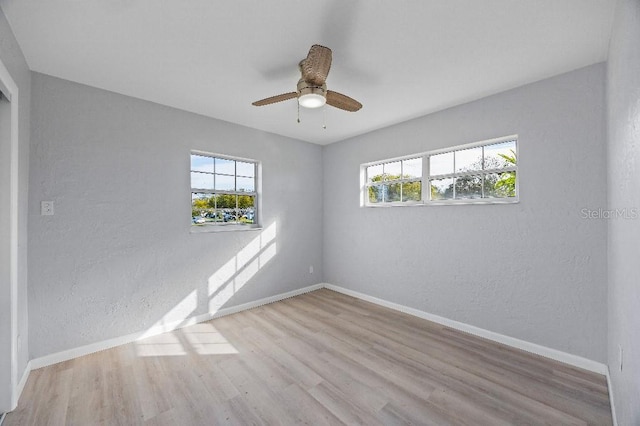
[183,323,238,355]
[135,333,187,357]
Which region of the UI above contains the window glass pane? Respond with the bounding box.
[484,171,517,198]
[484,141,517,170]
[217,194,238,223]
[429,152,453,176]
[221,210,238,223]
[383,161,401,180]
[386,183,401,202]
[215,174,235,191]
[236,161,255,177]
[216,193,236,209]
[237,194,254,209]
[191,155,214,173]
[455,175,482,199]
[237,176,254,192]
[238,195,256,224]
[402,181,421,202]
[367,164,384,184]
[202,210,217,223]
[191,172,213,190]
[241,210,256,224]
[368,185,383,203]
[192,193,216,224]
[455,147,482,172]
[211,210,224,223]
[430,178,454,200]
[215,158,235,175]
[402,158,422,179]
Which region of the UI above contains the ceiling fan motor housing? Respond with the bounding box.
[297,79,327,108]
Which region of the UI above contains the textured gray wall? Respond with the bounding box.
[607,0,640,423]
[323,64,608,363]
[0,8,30,412]
[28,73,323,359]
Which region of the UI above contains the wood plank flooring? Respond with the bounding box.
[6,289,612,425]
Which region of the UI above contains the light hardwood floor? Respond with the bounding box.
[6,289,612,425]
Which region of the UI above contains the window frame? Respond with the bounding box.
[365,156,424,205]
[190,150,261,232]
[362,135,519,207]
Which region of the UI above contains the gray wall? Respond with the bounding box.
[28,72,323,359]
[607,0,640,424]
[323,64,608,363]
[0,8,30,412]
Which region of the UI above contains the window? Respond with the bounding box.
[366,157,423,204]
[190,152,259,228]
[363,136,517,206]
[429,138,517,201]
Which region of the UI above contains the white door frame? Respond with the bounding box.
[0,56,20,412]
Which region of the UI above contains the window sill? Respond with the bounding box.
[190,224,263,233]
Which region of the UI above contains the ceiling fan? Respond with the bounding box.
[252,44,362,112]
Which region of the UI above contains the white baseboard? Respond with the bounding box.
[12,361,31,410]
[30,283,323,370]
[324,283,608,375]
[605,367,618,426]
[34,281,602,374]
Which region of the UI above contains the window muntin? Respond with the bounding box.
[363,136,517,206]
[191,152,258,227]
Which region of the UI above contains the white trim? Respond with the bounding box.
[190,149,258,164]
[190,151,261,231]
[361,134,518,167]
[323,283,608,375]
[30,283,323,370]
[0,55,20,412]
[14,362,30,407]
[605,367,618,426]
[190,224,263,233]
[0,81,10,102]
[360,134,519,168]
[362,135,518,207]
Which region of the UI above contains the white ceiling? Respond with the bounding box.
[0,0,616,145]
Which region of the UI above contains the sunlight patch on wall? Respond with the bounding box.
[142,289,197,337]
[208,222,277,313]
[133,223,277,357]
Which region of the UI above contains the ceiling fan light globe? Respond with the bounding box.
[298,93,326,108]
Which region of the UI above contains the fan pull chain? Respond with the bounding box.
[323,105,327,129]
[297,102,300,123]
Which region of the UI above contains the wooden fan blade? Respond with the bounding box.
[326,90,362,112]
[301,45,332,86]
[252,92,297,106]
